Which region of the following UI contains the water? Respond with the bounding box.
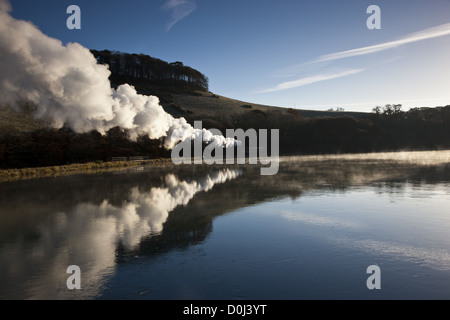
[1,151,450,300]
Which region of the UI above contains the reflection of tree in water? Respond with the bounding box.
[120,155,450,261]
[116,223,213,263]
[1,151,449,299]
[245,155,450,200]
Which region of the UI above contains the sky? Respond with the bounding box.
[7,0,450,112]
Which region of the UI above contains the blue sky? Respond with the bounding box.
[8,0,450,112]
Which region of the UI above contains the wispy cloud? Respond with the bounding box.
[258,23,450,94]
[313,22,450,63]
[161,0,196,31]
[257,69,364,93]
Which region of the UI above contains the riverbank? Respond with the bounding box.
[0,158,175,182]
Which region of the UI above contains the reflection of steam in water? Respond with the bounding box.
[2,153,450,299]
[0,169,241,299]
[114,169,241,248]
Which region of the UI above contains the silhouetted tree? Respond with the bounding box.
[91,50,209,92]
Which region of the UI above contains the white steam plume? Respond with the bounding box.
[0,1,235,149]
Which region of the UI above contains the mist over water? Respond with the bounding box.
[280,150,450,166]
[1,152,450,299]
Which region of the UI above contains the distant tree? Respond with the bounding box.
[372,106,382,114]
[383,104,394,115]
[392,104,403,114]
[381,104,402,115]
[327,107,345,112]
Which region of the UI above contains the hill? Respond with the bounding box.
[90,50,369,128]
[162,90,367,121]
[0,89,368,136]
[1,50,450,170]
[2,90,450,170]
[0,103,49,135]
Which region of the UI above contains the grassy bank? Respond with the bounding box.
[0,158,175,182]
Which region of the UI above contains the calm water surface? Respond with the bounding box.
[1,151,450,299]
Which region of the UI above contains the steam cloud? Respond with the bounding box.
[0,1,235,149]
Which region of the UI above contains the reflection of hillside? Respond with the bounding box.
[0,152,449,299]
[0,168,241,299]
[121,154,450,260]
[245,154,450,198]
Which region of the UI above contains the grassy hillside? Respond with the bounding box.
[1,47,449,171]
[0,90,368,135]
[1,93,450,170]
[0,103,49,135]
[163,90,368,121]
